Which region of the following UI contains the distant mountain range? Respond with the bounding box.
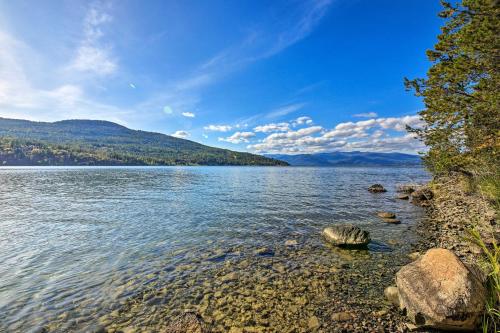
[0,118,287,166]
[267,151,422,166]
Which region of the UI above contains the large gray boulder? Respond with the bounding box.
[322,225,370,247]
[396,248,486,331]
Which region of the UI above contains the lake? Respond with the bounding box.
[0,166,429,332]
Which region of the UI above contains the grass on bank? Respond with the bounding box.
[468,228,500,333]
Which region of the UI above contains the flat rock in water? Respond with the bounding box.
[368,184,387,193]
[377,211,396,219]
[322,224,370,247]
[254,247,274,256]
[396,248,486,330]
[382,218,401,224]
[397,184,418,194]
[396,194,409,200]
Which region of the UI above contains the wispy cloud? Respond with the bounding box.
[171,130,190,138]
[266,103,307,119]
[0,7,131,125]
[204,124,232,132]
[147,0,332,118]
[68,1,117,76]
[201,0,333,71]
[181,112,195,118]
[353,112,378,118]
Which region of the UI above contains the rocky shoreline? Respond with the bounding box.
[387,174,499,332]
[42,175,497,333]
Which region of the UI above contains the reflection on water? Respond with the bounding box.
[0,166,429,332]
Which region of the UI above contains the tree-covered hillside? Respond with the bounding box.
[267,152,422,166]
[0,118,288,166]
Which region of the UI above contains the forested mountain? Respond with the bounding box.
[267,151,422,166]
[0,118,287,166]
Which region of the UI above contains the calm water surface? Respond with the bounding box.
[0,166,429,332]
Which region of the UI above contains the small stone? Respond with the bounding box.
[384,286,399,307]
[308,316,320,329]
[229,327,243,333]
[405,323,419,331]
[374,309,388,317]
[220,272,239,283]
[272,264,286,274]
[396,194,409,200]
[121,327,136,333]
[331,312,352,321]
[254,247,274,256]
[407,252,421,261]
[285,239,298,246]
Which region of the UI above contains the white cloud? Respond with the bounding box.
[247,115,425,154]
[204,124,232,132]
[292,116,313,126]
[181,112,195,118]
[353,112,378,118]
[68,1,117,76]
[70,45,116,75]
[171,130,189,138]
[0,29,132,124]
[254,122,289,133]
[219,131,255,144]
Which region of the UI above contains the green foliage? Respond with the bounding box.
[405,0,500,176]
[0,119,288,166]
[467,228,500,332]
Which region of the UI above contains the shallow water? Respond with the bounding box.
[0,166,429,332]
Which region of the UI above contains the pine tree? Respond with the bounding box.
[405,0,499,174]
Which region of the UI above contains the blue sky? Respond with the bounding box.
[0,0,443,154]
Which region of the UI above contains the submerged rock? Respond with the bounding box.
[322,225,370,247]
[396,248,486,331]
[165,312,208,333]
[396,194,409,200]
[368,184,387,193]
[254,247,274,256]
[284,239,298,247]
[220,272,239,283]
